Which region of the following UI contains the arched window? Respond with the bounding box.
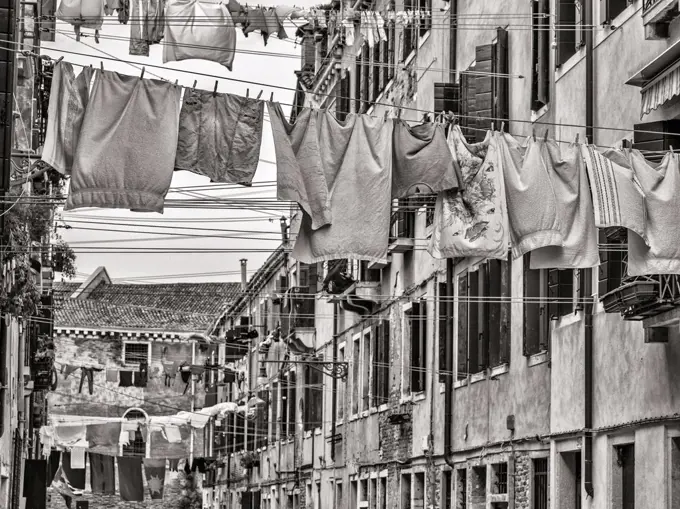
[122,408,147,457]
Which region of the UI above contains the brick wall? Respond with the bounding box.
[514,454,532,509]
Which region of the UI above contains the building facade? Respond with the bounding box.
[45,267,241,508]
[206,1,680,509]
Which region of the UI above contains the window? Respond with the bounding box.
[401,473,412,509]
[254,389,269,448]
[457,258,511,378]
[351,480,359,509]
[598,228,627,296]
[360,479,369,508]
[602,0,631,23]
[362,330,371,411]
[406,301,427,393]
[387,18,396,82]
[335,481,344,508]
[336,71,351,121]
[352,335,360,414]
[531,0,550,111]
[280,373,289,438]
[295,263,317,328]
[122,409,146,457]
[337,344,346,420]
[612,444,634,509]
[303,364,322,431]
[370,478,377,509]
[524,254,573,356]
[123,342,149,365]
[555,0,584,67]
[270,382,278,442]
[372,39,382,102]
[470,467,486,506]
[442,471,453,509]
[533,458,549,509]
[418,0,431,37]
[438,282,450,383]
[557,451,581,509]
[379,477,387,509]
[491,463,508,494]
[455,469,467,509]
[372,321,389,407]
[316,481,321,509]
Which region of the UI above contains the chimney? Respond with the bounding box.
[240,259,248,291]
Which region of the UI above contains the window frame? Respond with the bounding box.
[404,299,427,395]
[122,341,151,367]
[555,0,584,68]
[531,0,550,111]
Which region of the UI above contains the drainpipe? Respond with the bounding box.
[584,0,594,498]
[444,257,455,467]
[330,302,338,462]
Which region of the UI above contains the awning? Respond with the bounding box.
[627,39,680,116]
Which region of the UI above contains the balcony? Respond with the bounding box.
[642,0,679,39]
[388,209,415,254]
[601,274,680,320]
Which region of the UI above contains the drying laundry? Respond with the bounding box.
[428,127,509,260]
[144,459,166,499]
[65,70,181,213]
[118,457,144,502]
[89,453,116,494]
[86,422,122,456]
[23,459,47,509]
[164,0,237,70]
[41,62,93,176]
[106,369,118,383]
[175,89,264,184]
[119,371,133,387]
[243,6,268,41]
[391,119,461,198]
[497,133,563,258]
[70,447,86,469]
[149,426,190,458]
[62,364,79,379]
[54,425,86,447]
[61,452,86,491]
[56,0,105,41]
[581,145,647,242]
[78,367,102,395]
[291,111,394,264]
[268,103,332,230]
[529,141,599,269]
[163,425,182,443]
[626,150,680,275]
[129,0,165,56]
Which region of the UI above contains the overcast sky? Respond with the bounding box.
[42,0,317,283]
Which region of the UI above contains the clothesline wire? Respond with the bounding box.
[25,44,676,139]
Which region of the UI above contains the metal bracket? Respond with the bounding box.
[260,360,349,381]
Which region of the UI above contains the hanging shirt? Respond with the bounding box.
[175,89,264,184]
[627,150,680,275]
[529,141,600,269]
[581,145,647,243]
[497,132,563,258]
[164,0,237,70]
[391,119,461,198]
[291,112,394,264]
[65,70,181,213]
[268,102,332,230]
[57,0,105,36]
[428,127,509,260]
[41,62,93,176]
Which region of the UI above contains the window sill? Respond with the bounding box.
[314,428,322,436]
[412,391,426,402]
[554,311,582,329]
[403,30,432,68]
[531,103,550,123]
[527,350,549,367]
[453,378,468,389]
[439,382,446,394]
[379,403,388,413]
[596,3,640,48]
[489,363,509,379]
[304,430,312,439]
[399,394,412,404]
[470,371,486,384]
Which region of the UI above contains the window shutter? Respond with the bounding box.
[337,71,351,121]
[598,229,609,297]
[372,44,381,102]
[355,49,363,113]
[461,69,476,140]
[535,0,550,107]
[434,83,460,116]
[457,275,468,380]
[387,21,396,81]
[438,282,448,383]
[523,255,541,356]
[474,44,494,140]
[299,263,309,288]
[495,28,509,125]
[556,0,576,67]
[410,301,421,392]
[309,263,318,295]
[574,0,585,51]
[420,301,427,392]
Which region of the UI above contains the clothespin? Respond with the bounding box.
[175,79,179,86]
[532,127,536,141]
[397,108,402,120]
[100,61,104,71]
[56,56,64,63]
[270,92,274,102]
[384,110,389,121]
[140,67,145,79]
[544,129,549,141]
[246,88,249,98]
[500,122,505,133]
[193,80,197,89]
[671,145,675,154]
[213,81,219,96]
[574,133,579,144]
[491,121,495,132]
[257,90,263,99]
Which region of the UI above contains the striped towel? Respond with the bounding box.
[580,145,647,244]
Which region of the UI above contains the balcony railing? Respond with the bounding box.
[601,274,680,320]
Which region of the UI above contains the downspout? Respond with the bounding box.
[331,302,338,462]
[444,0,457,469]
[584,0,594,498]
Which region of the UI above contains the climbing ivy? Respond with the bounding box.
[177,470,202,509]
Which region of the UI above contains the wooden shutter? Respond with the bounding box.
[362,45,370,111]
[457,275,468,380]
[548,269,560,320]
[523,255,541,356]
[532,0,550,109]
[598,229,610,297]
[337,71,351,121]
[387,21,396,81]
[468,270,480,372]
[381,319,390,402]
[495,28,509,124]
[438,282,448,383]
[487,260,501,367]
[309,263,318,294]
[461,69,476,140]
[419,301,427,392]
[474,44,494,139]
[434,83,459,116]
[410,301,421,392]
[372,44,381,102]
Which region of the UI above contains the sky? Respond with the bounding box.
[41,0,318,283]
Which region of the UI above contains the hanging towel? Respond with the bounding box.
[89,454,115,494]
[292,112,395,264]
[47,451,61,486]
[143,459,166,499]
[65,70,181,213]
[23,459,47,509]
[55,425,86,447]
[119,371,133,387]
[626,150,680,275]
[86,422,122,456]
[164,0,237,69]
[41,62,93,175]
[61,452,86,491]
[428,128,509,260]
[175,89,264,185]
[70,447,86,469]
[391,119,461,198]
[148,425,190,458]
[497,132,563,258]
[529,141,599,269]
[62,364,79,379]
[243,6,269,42]
[164,425,182,443]
[118,457,144,501]
[267,103,332,230]
[106,369,118,383]
[51,466,83,501]
[581,145,647,242]
[191,458,206,473]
